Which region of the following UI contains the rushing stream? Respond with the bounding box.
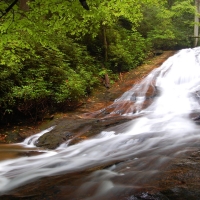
[1,48,200,199]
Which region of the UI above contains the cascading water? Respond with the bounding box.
[1,48,200,199]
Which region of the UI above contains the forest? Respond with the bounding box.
[0,0,197,124]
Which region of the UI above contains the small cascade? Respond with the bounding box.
[1,48,200,197]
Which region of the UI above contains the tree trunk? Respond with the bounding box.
[102,26,110,88]
[19,0,29,11]
[103,26,108,62]
[194,0,200,47]
[167,0,174,9]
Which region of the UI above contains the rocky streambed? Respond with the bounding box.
[3,51,200,200]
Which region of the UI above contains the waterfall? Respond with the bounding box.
[1,48,200,197]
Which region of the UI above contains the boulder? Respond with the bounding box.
[35,131,73,149]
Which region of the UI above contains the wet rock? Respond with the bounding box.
[127,192,168,200]
[193,115,200,121]
[156,147,200,200]
[159,187,200,200]
[35,116,134,149]
[35,131,73,149]
[154,50,163,56]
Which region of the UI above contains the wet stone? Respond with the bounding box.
[35,131,73,149]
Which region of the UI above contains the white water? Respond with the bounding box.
[1,48,200,197]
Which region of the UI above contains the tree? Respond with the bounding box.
[0,0,196,124]
[19,0,29,11]
[138,0,195,49]
[194,0,200,46]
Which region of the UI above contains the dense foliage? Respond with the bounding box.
[0,0,196,124]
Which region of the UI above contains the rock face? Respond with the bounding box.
[35,118,96,149]
[35,117,134,149]
[35,131,73,149]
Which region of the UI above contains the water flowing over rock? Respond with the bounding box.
[2,48,200,199]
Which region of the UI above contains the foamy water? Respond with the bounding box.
[1,48,200,197]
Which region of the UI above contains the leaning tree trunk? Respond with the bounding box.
[194,0,200,47]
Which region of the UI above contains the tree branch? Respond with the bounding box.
[0,0,18,19]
